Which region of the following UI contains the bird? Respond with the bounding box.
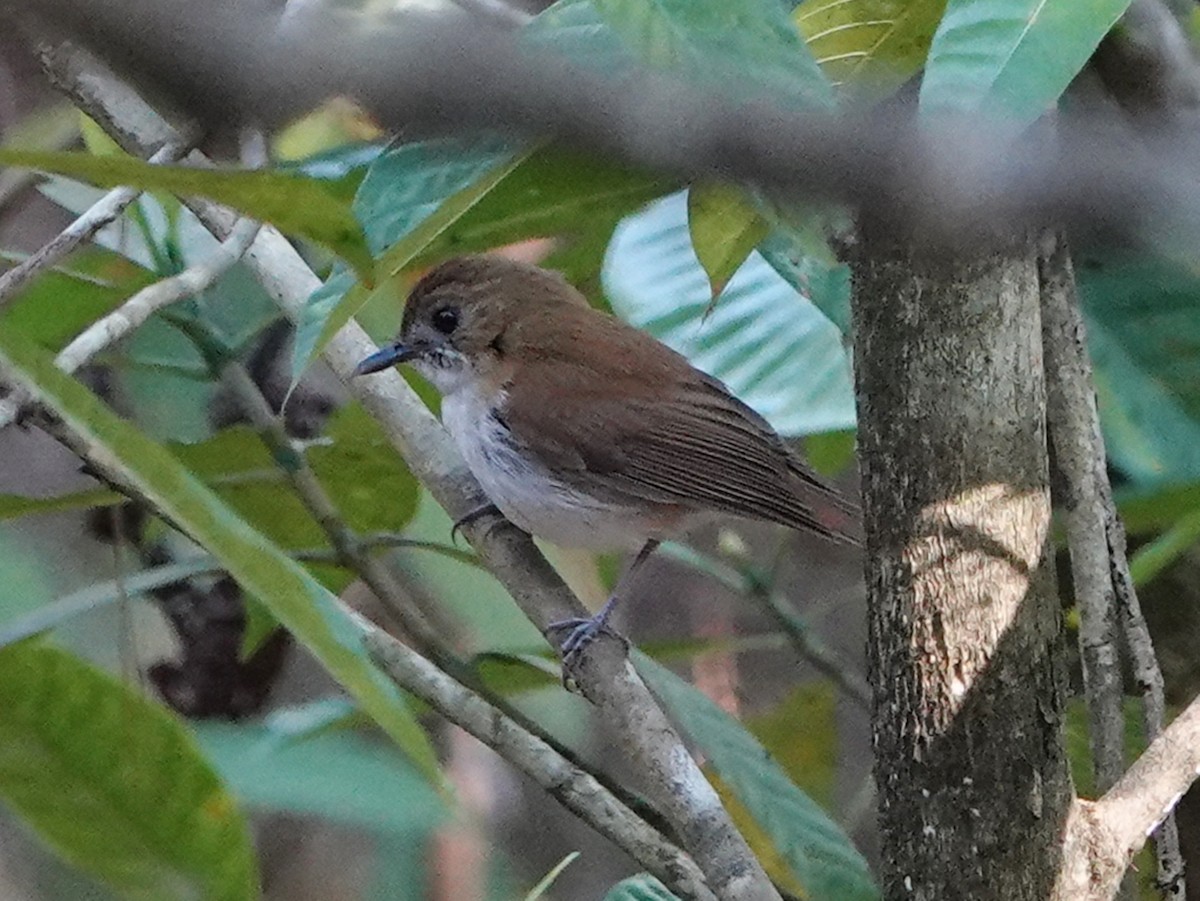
[355,254,858,666]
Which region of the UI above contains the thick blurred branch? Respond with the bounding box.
[36,42,780,901]
[9,0,1200,253]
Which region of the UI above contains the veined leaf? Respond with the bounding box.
[920,0,1133,127]
[636,654,877,901]
[290,139,528,378]
[0,328,443,785]
[796,0,946,100]
[0,642,258,900]
[605,191,855,436]
[0,148,374,282]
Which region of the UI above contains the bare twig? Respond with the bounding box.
[42,45,780,901]
[0,141,189,309]
[1040,232,1184,898]
[363,624,716,901]
[1039,233,1126,793]
[0,216,261,429]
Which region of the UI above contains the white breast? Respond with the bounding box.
[440,384,646,551]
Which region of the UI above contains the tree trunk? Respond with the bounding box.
[849,225,1074,900]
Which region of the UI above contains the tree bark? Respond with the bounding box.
[850,225,1074,900]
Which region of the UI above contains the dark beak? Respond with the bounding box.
[353,342,418,376]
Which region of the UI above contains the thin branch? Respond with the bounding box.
[39,47,777,901]
[363,624,716,901]
[0,141,190,309]
[0,216,261,429]
[18,0,1200,253]
[1041,232,1185,897]
[40,45,782,901]
[1039,233,1126,793]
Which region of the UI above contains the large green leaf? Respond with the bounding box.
[796,0,946,100]
[0,148,374,281]
[0,328,442,784]
[172,404,420,590]
[0,642,258,901]
[635,654,877,901]
[290,138,528,377]
[0,247,155,351]
[587,0,835,108]
[604,191,855,436]
[193,713,446,835]
[920,0,1132,126]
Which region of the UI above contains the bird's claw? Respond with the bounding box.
[546,611,629,673]
[450,503,503,545]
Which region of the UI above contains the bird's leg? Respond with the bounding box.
[450,502,503,545]
[547,539,660,668]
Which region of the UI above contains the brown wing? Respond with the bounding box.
[499,331,858,543]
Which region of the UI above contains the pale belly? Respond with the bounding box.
[441,388,673,551]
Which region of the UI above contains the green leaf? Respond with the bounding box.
[0,148,375,282]
[1117,480,1200,535]
[291,139,529,377]
[0,328,443,785]
[796,0,946,101]
[523,851,581,901]
[635,653,877,901]
[0,557,221,650]
[687,183,770,301]
[605,191,855,436]
[920,0,1133,127]
[0,487,124,522]
[171,404,419,591]
[193,715,446,836]
[0,247,156,351]
[1129,510,1200,585]
[601,874,680,901]
[584,0,835,109]
[0,642,258,900]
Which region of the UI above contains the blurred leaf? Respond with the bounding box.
[587,0,834,108]
[635,654,877,901]
[1117,480,1200,535]
[0,642,258,901]
[687,183,770,301]
[1129,510,1200,585]
[0,247,154,351]
[1064,696,1146,799]
[748,683,839,806]
[757,226,852,335]
[601,874,680,900]
[804,429,858,477]
[0,148,374,282]
[193,717,445,836]
[0,557,221,650]
[605,191,855,436]
[796,0,946,100]
[291,138,528,378]
[0,328,442,784]
[0,487,123,522]
[1080,258,1200,483]
[523,851,581,900]
[172,404,420,590]
[920,0,1132,127]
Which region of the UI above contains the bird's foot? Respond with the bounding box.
[450,503,503,545]
[546,597,628,672]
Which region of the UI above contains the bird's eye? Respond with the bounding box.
[431,307,459,335]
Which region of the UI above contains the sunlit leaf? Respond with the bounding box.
[687,183,770,301]
[796,0,946,100]
[0,642,258,900]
